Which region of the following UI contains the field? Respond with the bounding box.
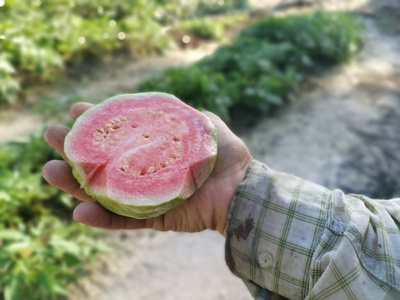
[3,0,399,299]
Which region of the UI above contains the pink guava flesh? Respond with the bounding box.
[64,93,217,219]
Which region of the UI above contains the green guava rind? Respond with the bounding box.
[65,92,217,219]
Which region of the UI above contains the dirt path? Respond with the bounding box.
[69,230,251,300]
[241,16,400,198]
[0,109,43,143]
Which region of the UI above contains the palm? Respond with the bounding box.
[152,125,251,234]
[43,104,251,236]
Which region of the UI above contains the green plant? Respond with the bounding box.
[196,0,248,16]
[240,12,364,64]
[0,55,20,105]
[0,0,251,105]
[138,66,231,119]
[175,13,248,41]
[0,216,109,300]
[121,17,172,55]
[178,18,225,40]
[138,12,363,120]
[152,0,247,24]
[0,0,176,105]
[3,36,63,79]
[0,131,109,300]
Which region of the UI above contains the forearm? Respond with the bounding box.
[225,160,400,299]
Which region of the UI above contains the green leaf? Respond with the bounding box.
[53,283,69,296]
[4,275,22,300]
[0,191,12,201]
[50,238,81,257]
[38,271,56,299]
[0,230,26,240]
[6,241,33,253]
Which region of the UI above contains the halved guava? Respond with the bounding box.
[64,93,217,219]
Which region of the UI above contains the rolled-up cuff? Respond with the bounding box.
[225,160,330,299]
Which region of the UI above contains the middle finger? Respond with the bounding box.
[44,124,70,160]
[43,160,93,201]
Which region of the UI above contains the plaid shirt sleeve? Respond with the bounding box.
[225,160,400,300]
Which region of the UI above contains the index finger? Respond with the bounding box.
[44,102,94,160]
[70,102,94,119]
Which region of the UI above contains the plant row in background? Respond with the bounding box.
[138,12,364,120]
[0,0,248,105]
[0,132,110,300]
[176,13,248,41]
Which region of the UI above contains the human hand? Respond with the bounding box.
[43,103,252,236]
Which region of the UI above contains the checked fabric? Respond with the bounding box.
[225,160,400,300]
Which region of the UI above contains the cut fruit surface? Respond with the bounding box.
[64,93,217,219]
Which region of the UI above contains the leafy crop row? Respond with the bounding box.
[138,12,364,120]
[176,13,248,40]
[0,132,110,300]
[0,0,248,105]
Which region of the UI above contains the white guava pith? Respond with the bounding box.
[65,93,217,219]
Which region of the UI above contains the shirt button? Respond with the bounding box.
[258,252,274,268]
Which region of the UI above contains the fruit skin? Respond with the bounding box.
[65,92,217,219]
[69,145,217,220]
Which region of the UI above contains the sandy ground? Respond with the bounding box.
[69,230,251,300]
[0,109,43,143]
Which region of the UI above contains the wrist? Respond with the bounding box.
[217,158,252,237]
